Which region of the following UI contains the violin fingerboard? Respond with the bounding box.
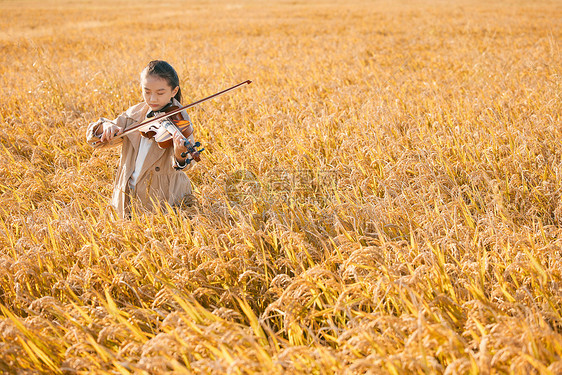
[161,119,182,135]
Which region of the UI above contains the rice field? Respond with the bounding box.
[0,0,561,373]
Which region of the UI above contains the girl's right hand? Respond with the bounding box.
[100,123,122,143]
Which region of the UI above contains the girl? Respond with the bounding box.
[87,60,197,218]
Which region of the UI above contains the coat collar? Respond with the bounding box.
[124,103,150,154]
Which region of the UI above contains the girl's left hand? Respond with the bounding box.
[173,132,190,161]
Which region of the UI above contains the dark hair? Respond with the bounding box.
[141,60,182,103]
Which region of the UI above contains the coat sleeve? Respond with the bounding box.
[86,112,134,149]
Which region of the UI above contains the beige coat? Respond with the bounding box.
[86,99,195,218]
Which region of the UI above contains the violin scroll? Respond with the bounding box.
[180,141,205,165]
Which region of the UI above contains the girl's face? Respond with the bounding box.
[141,74,179,112]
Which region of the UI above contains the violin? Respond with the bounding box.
[90,80,252,161]
[140,105,204,162]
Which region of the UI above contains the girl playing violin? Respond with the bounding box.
[87,60,197,218]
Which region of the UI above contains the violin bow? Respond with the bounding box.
[91,79,252,147]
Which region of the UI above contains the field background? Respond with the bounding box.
[1,0,561,373]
